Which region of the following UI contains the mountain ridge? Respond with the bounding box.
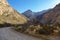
[39,3,60,25]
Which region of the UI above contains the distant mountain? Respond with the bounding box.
[22,10,33,18]
[39,3,60,25]
[22,9,49,19]
[22,9,50,25]
[34,10,49,16]
[36,9,51,21]
[0,0,28,24]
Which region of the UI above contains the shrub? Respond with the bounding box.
[37,24,54,35]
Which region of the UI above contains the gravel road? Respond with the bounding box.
[0,27,41,40]
[0,27,60,40]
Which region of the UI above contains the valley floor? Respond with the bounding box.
[0,27,60,40]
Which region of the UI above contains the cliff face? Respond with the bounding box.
[40,3,60,25]
[0,0,28,24]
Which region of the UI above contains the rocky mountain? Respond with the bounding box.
[23,10,48,17]
[30,10,49,21]
[0,0,28,24]
[14,3,60,35]
[39,3,60,25]
[22,10,33,18]
[34,10,49,16]
[22,9,50,26]
[22,9,49,20]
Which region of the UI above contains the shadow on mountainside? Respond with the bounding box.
[0,22,24,28]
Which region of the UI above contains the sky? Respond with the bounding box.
[7,0,60,13]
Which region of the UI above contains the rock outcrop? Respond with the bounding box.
[0,0,28,24]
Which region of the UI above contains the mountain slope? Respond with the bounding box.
[0,0,28,24]
[39,3,60,25]
[22,9,48,18]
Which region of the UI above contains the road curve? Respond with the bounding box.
[0,27,41,40]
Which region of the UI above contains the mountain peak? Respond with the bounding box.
[22,10,33,18]
[26,10,32,12]
[23,9,33,14]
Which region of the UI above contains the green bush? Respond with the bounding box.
[38,29,45,34]
[38,25,54,35]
